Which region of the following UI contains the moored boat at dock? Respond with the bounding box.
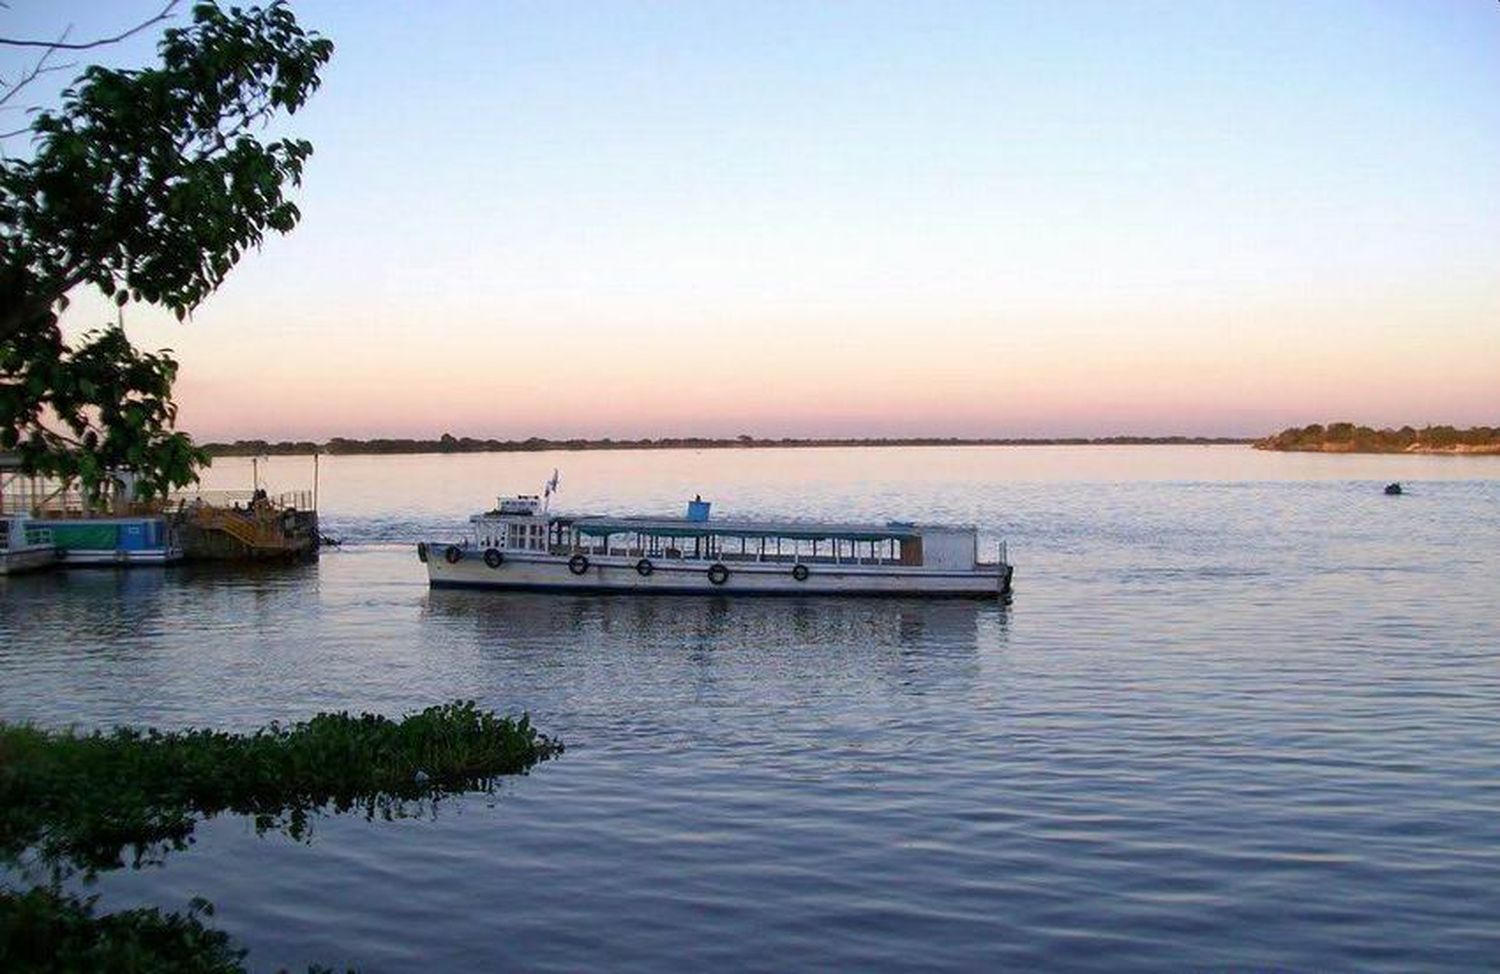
[35,515,183,566]
[420,492,1013,598]
[0,515,59,575]
[2,454,318,568]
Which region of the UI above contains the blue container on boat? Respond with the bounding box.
[118,520,149,551]
[686,499,711,522]
[114,518,165,551]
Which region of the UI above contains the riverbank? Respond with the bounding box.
[1255,423,1500,455]
[1260,443,1500,455]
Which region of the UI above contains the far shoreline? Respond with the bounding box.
[200,435,1253,459]
[1254,423,1500,457]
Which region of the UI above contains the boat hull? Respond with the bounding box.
[0,545,58,576]
[56,548,183,566]
[423,547,1011,598]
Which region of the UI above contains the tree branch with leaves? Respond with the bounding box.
[0,1,182,115]
[0,1,332,503]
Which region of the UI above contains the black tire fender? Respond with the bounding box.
[444,545,462,565]
[484,548,503,569]
[568,553,590,575]
[707,563,729,586]
[792,563,809,582]
[636,558,654,577]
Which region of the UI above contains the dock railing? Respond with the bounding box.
[167,489,314,512]
[2,482,91,517]
[2,482,315,518]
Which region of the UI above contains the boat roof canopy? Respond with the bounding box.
[564,515,924,543]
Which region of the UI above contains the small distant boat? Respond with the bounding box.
[1384,483,1403,496]
[419,491,1014,599]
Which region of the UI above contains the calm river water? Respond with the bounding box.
[3,446,1498,971]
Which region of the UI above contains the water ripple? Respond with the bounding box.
[3,450,1499,971]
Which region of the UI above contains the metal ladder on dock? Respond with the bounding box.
[190,507,302,552]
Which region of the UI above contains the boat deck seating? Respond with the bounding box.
[552,544,909,567]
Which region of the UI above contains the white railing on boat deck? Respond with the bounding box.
[0,524,52,550]
[546,543,903,565]
[530,539,1012,568]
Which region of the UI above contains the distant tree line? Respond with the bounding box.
[1255,423,1500,454]
[200,433,1253,457]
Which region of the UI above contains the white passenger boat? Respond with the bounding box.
[419,492,1013,598]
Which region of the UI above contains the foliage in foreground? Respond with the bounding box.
[0,886,244,974]
[1,1,333,501]
[0,701,560,876]
[0,702,558,971]
[0,886,355,973]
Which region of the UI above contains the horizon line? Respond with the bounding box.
[199,433,1257,458]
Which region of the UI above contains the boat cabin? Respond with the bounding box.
[472,495,551,553]
[471,496,988,570]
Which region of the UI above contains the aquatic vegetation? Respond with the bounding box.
[0,701,561,875]
[0,887,245,973]
[0,701,558,970]
[0,886,358,973]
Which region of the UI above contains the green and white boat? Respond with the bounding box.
[0,515,58,575]
[15,516,183,566]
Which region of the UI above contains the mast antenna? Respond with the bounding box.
[543,469,561,514]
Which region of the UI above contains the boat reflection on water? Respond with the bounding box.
[1,565,175,657]
[422,589,1007,660]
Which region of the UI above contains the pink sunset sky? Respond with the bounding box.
[17,1,1500,440]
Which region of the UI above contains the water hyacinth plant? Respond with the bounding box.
[0,701,561,876]
[0,887,247,973]
[0,701,560,971]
